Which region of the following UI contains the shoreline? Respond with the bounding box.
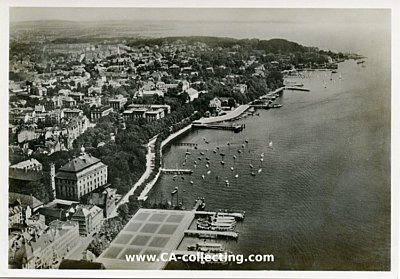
[138,124,193,201]
[115,84,301,209]
[134,87,286,203]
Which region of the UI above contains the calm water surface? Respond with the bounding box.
[149,59,390,270]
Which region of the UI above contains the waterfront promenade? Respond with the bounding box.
[109,136,157,217]
[137,124,193,201]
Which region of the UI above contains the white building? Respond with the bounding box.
[10,159,43,171]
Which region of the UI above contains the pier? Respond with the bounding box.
[285,86,310,92]
[184,229,239,239]
[193,123,245,133]
[161,168,193,174]
[250,104,271,109]
[193,105,250,125]
[175,142,198,147]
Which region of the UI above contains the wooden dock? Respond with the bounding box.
[184,230,239,239]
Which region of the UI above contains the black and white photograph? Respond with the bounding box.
[2,1,398,278]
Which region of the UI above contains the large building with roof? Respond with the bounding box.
[55,151,108,201]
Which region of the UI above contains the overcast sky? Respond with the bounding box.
[10,7,390,24]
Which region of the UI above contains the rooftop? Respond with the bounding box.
[10,158,42,169]
[9,192,44,209]
[57,153,102,174]
[97,208,195,269]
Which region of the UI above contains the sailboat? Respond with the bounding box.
[268,135,273,149]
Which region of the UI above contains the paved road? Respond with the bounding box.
[108,136,157,217]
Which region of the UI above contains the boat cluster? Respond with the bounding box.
[197,213,237,231]
[186,242,232,265]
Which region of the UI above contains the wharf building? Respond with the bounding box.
[55,149,108,201]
